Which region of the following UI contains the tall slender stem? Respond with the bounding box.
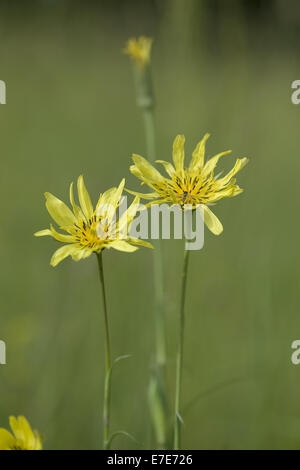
[96,251,111,450]
[174,246,190,450]
[142,107,166,367]
[142,106,168,447]
[142,109,156,165]
[132,58,168,447]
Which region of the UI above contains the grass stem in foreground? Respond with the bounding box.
[96,251,112,450]
[131,50,169,447]
[174,246,190,450]
[143,106,168,448]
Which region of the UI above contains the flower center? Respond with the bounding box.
[11,443,23,450]
[73,215,113,249]
[172,174,201,205]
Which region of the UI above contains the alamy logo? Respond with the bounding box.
[291,340,300,365]
[0,340,6,364]
[0,80,6,104]
[97,198,205,251]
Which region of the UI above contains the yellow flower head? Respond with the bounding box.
[124,36,153,68]
[0,416,42,450]
[35,176,153,267]
[129,134,249,235]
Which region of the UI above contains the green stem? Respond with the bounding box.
[96,251,111,450]
[142,108,156,164]
[142,107,166,366]
[132,60,168,447]
[174,246,190,450]
[142,106,168,448]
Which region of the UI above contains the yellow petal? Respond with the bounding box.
[130,164,144,181]
[50,244,80,267]
[0,428,15,450]
[144,198,169,208]
[9,416,42,450]
[172,134,185,172]
[32,431,42,450]
[202,150,232,177]
[34,229,52,237]
[210,185,243,202]
[34,227,75,243]
[71,247,93,261]
[118,196,140,233]
[96,180,125,221]
[49,225,76,243]
[109,240,139,252]
[156,160,175,178]
[97,187,116,209]
[218,158,249,186]
[9,416,23,442]
[77,175,94,221]
[129,237,154,249]
[125,189,158,200]
[16,416,35,449]
[189,133,210,170]
[45,192,76,227]
[69,182,85,220]
[202,205,223,235]
[132,154,164,185]
[106,179,125,219]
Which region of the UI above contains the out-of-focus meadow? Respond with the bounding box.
[1,0,300,449]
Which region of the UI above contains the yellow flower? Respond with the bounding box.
[129,134,249,235]
[35,176,153,267]
[124,36,153,68]
[0,416,42,450]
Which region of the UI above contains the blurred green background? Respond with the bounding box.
[1,0,300,450]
